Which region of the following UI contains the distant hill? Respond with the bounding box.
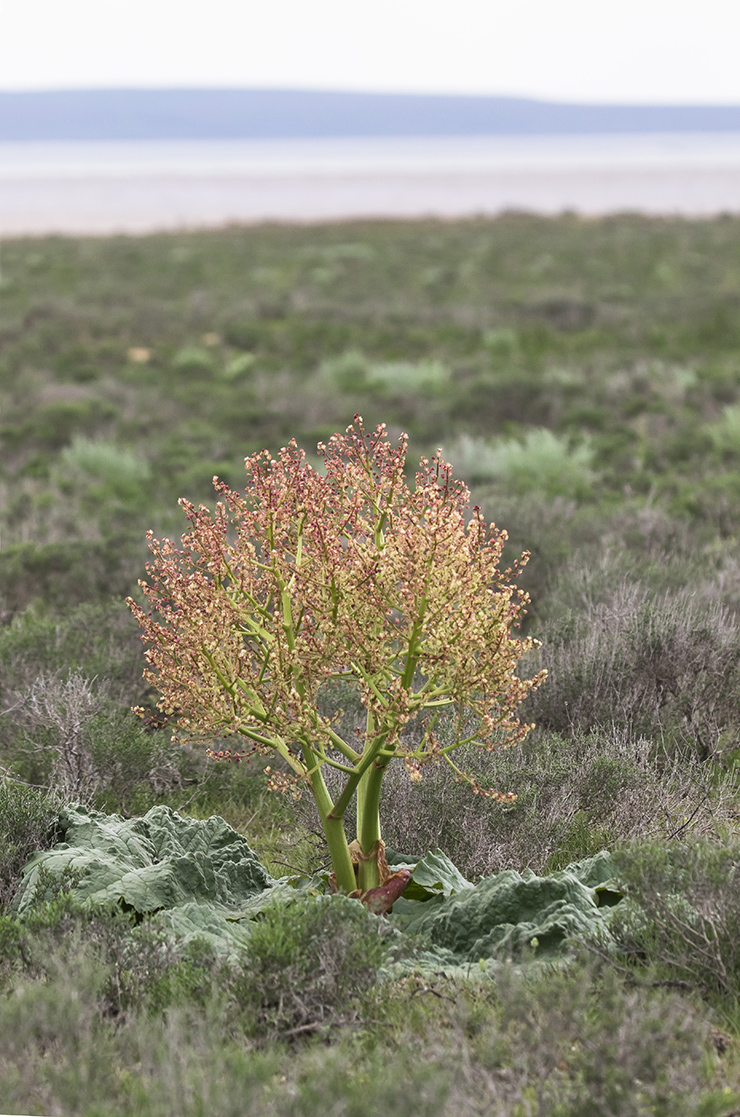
[3,88,740,141]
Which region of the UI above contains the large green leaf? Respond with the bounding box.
[12,804,273,918]
[390,852,618,962]
[386,848,473,901]
[12,808,620,968]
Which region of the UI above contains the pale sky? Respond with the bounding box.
[1,0,739,104]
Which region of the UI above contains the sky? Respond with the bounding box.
[1,0,740,104]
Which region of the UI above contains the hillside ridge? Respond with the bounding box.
[4,87,740,141]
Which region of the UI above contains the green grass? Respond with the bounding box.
[5,213,740,1112]
[4,214,740,615]
[1,891,738,1116]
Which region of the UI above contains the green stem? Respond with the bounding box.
[355,707,374,843]
[321,813,357,894]
[356,758,387,891]
[355,707,376,852]
[329,728,390,821]
[322,723,362,764]
[236,726,307,776]
[302,744,356,893]
[247,539,359,891]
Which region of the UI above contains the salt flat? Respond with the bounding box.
[2,132,740,234]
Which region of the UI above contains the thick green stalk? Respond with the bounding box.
[355,758,387,891]
[275,549,357,893]
[355,707,375,847]
[328,729,390,822]
[321,812,357,893]
[303,746,356,893]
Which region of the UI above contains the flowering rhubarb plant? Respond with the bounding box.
[128,418,544,911]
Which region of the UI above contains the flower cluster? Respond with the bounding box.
[128,417,545,895]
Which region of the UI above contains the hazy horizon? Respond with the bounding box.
[5,89,740,144]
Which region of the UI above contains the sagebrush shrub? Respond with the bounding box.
[469,959,723,1116]
[375,728,740,877]
[0,900,733,1116]
[227,894,392,1038]
[446,429,596,498]
[525,585,740,755]
[0,782,61,911]
[608,838,740,997]
[6,673,181,805]
[0,601,145,706]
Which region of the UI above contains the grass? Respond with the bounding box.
[4,214,740,613]
[5,212,740,1112]
[1,892,738,1116]
[444,428,596,498]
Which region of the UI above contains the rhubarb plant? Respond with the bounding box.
[128,418,544,910]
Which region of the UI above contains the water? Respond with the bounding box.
[2,132,740,235]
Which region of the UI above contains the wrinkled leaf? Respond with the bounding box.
[390,852,618,962]
[386,848,473,901]
[12,804,273,918]
[12,808,621,968]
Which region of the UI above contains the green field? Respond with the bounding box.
[4,214,740,1114]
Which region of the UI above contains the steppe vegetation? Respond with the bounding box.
[4,213,740,1113]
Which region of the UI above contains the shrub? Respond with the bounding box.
[6,870,389,1037]
[708,403,740,457]
[0,609,181,804]
[7,673,181,805]
[0,904,733,1116]
[464,959,729,1116]
[526,585,740,756]
[1,870,221,1018]
[171,346,216,375]
[446,429,596,499]
[0,601,146,702]
[319,349,370,391]
[375,728,740,878]
[56,436,151,489]
[227,894,391,1039]
[88,710,185,812]
[11,671,111,797]
[0,539,145,619]
[0,601,179,805]
[536,508,705,621]
[0,782,61,911]
[608,838,740,998]
[364,359,449,394]
[450,369,549,429]
[45,437,152,541]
